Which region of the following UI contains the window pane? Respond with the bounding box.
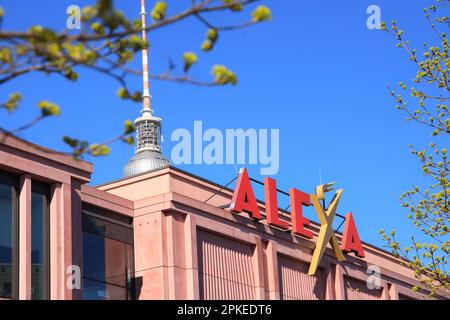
[82,214,132,244]
[82,221,129,287]
[104,238,127,287]
[82,279,127,300]
[82,212,134,300]
[0,175,18,299]
[31,183,50,300]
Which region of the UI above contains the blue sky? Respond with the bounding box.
[1,0,447,250]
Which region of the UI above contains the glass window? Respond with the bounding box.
[82,207,134,300]
[31,182,50,300]
[0,172,19,299]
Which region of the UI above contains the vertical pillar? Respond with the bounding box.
[164,212,183,300]
[161,212,170,300]
[263,241,280,300]
[324,262,336,300]
[334,264,346,300]
[388,283,399,300]
[19,175,31,300]
[184,214,199,300]
[70,180,82,300]
[50,183,65,300]
[252,237,266,299]
[133,211,167,300]
[381,281,389,300]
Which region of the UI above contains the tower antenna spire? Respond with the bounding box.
[140,0,152,114]
[123,0,170,177]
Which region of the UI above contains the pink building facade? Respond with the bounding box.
[0,133,446,300]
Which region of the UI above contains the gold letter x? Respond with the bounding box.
[308,184,345,275]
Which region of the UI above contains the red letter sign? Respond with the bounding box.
[230,168,261,220]
[264,177,289,230]
[289,188,313,239]
[341,212,365,258]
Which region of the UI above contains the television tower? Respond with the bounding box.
[123,0,170,177]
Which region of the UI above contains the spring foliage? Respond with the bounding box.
[379,0,449,297]
[0,0,271,158]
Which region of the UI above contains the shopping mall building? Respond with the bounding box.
[0,132,447,300]
[0,0,447,302]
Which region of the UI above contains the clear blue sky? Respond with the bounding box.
[1,1,447,250]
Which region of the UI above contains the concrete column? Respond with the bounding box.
[19,175,31,300]
[263,241,280,300]
[252,237,266,299]
[163,212,188,300]
[134,211,167,300]
[388,283,399,300]
[325,262,336,300]
[50,183,68,300]
[70,180,82,300]
[381,280,389,300]
[334,264,346,300]
[184,214,199,300]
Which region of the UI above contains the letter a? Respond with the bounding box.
[230,168,261,220]
[341,212,365,258]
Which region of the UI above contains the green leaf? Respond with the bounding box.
[81,6,98,22]
[222,0,243,12]
[151,2,167,21]
[131,92,142,102]
[91,22,105,34]
[211,65,237,85]
[207,29,218,41]
[117,87,130,99]
[122,136,135,146]
[182,52,198,72]
[2,93,22,112]
[201,39,214,52]
[0,48,13,64]
[62,136,89,159]
[63,68,79,81]
[38,101,60,117]
[252,6,272,22]
[89,144,110,157]
[63,136,79,148]
[124,120,136,135]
